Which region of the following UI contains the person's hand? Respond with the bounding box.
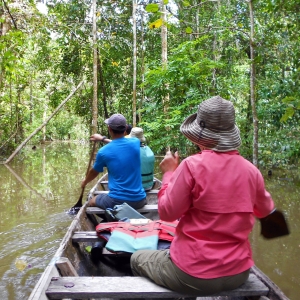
[90,133,103,141]
[159,150,179,174]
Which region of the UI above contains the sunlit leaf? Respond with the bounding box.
[182,0,191,6]
[185,27,193,34]
[85,246,92,253]
[15,259,27,271]
[280,107,294,122]
[163,0,169,4]
[149,19,163,29]
[145,4,159,13]
[282,96,296,104]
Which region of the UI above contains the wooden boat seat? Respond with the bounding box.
[73,231,102,242]
[45,273,269,299]
[86,204,158,215]
[93,189,160,196]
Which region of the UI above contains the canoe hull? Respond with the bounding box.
[29,173,289,300]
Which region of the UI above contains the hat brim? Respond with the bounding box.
[128,133,146,142]
[180,113,241,152]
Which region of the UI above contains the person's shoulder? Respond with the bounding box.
[127,137,140,145]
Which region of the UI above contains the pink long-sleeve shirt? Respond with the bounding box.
[158,150,274,279]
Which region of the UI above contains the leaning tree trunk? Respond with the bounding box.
[3,81,84,164]
[249,0,259,167]
[132,0,137,127]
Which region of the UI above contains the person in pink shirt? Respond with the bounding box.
[130,95,275,296]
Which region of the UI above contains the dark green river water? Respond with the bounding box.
[0,142,299,299]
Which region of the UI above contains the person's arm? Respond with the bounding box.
[81,168,99,188]
[253,171,275,218]
[90,133,111,143]
[252,172,289,238]
[158,151,193,221]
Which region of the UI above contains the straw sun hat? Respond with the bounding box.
[128,127,146,143]
[180,96,241,152]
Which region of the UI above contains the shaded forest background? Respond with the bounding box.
[1,0,299,169]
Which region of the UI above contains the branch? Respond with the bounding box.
[4,80,84,164]
[191,26,250,38]
[3,0,18,29]
[183,0,219,9]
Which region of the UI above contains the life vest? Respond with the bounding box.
[96,220,178,253]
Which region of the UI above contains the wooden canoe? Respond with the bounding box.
[87,172,162,205]
[28,173,289,300]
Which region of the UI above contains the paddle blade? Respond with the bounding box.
[259,210,290,239]
[67,191,84,215]
[67,206,81,215]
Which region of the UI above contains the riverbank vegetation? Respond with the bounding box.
[1,0,299,169]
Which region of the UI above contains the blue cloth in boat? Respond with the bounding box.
[96,220,178,253]
[93,137,146,202]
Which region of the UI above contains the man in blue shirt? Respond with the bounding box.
[81,114,146,209]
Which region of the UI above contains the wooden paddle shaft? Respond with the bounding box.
[71,142,97,209]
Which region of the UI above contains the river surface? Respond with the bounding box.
[0,142,299,300]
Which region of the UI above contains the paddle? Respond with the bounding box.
[259,209,290,239]
[68,141,96,214]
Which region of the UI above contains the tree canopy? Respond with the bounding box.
[1,0,299,168]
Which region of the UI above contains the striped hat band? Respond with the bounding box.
[180,96,241,152]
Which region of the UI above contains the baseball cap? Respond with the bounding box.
[104,113,127,131]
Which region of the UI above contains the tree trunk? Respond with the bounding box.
[132,0,137,127]
[161,0,169,115]
[91,0,98,135]
[42,101,47,142]
[4,80,84,164]
[139,8,145,123]
[211,0,223,94]
[249,0,259,167]
[97,53,108,120]
[195,0,199,33]
[29,80,33,124]
[16,83,24,144]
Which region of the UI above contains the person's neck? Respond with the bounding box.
[108,127,125,140]
[109,130,124,140]
[111,134,124,140]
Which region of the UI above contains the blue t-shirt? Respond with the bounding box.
[93,137,146,201]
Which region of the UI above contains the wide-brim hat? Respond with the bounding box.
[128,127,146,142]
[180,96,241,152]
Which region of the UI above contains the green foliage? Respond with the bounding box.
[145,4,160,13]
[185,27,193,34]
[280,97,300,122]
[0,0,299,168]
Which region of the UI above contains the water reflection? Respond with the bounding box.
[0,143,299,300]
[251,168,300,300]
[0,142,94,300]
